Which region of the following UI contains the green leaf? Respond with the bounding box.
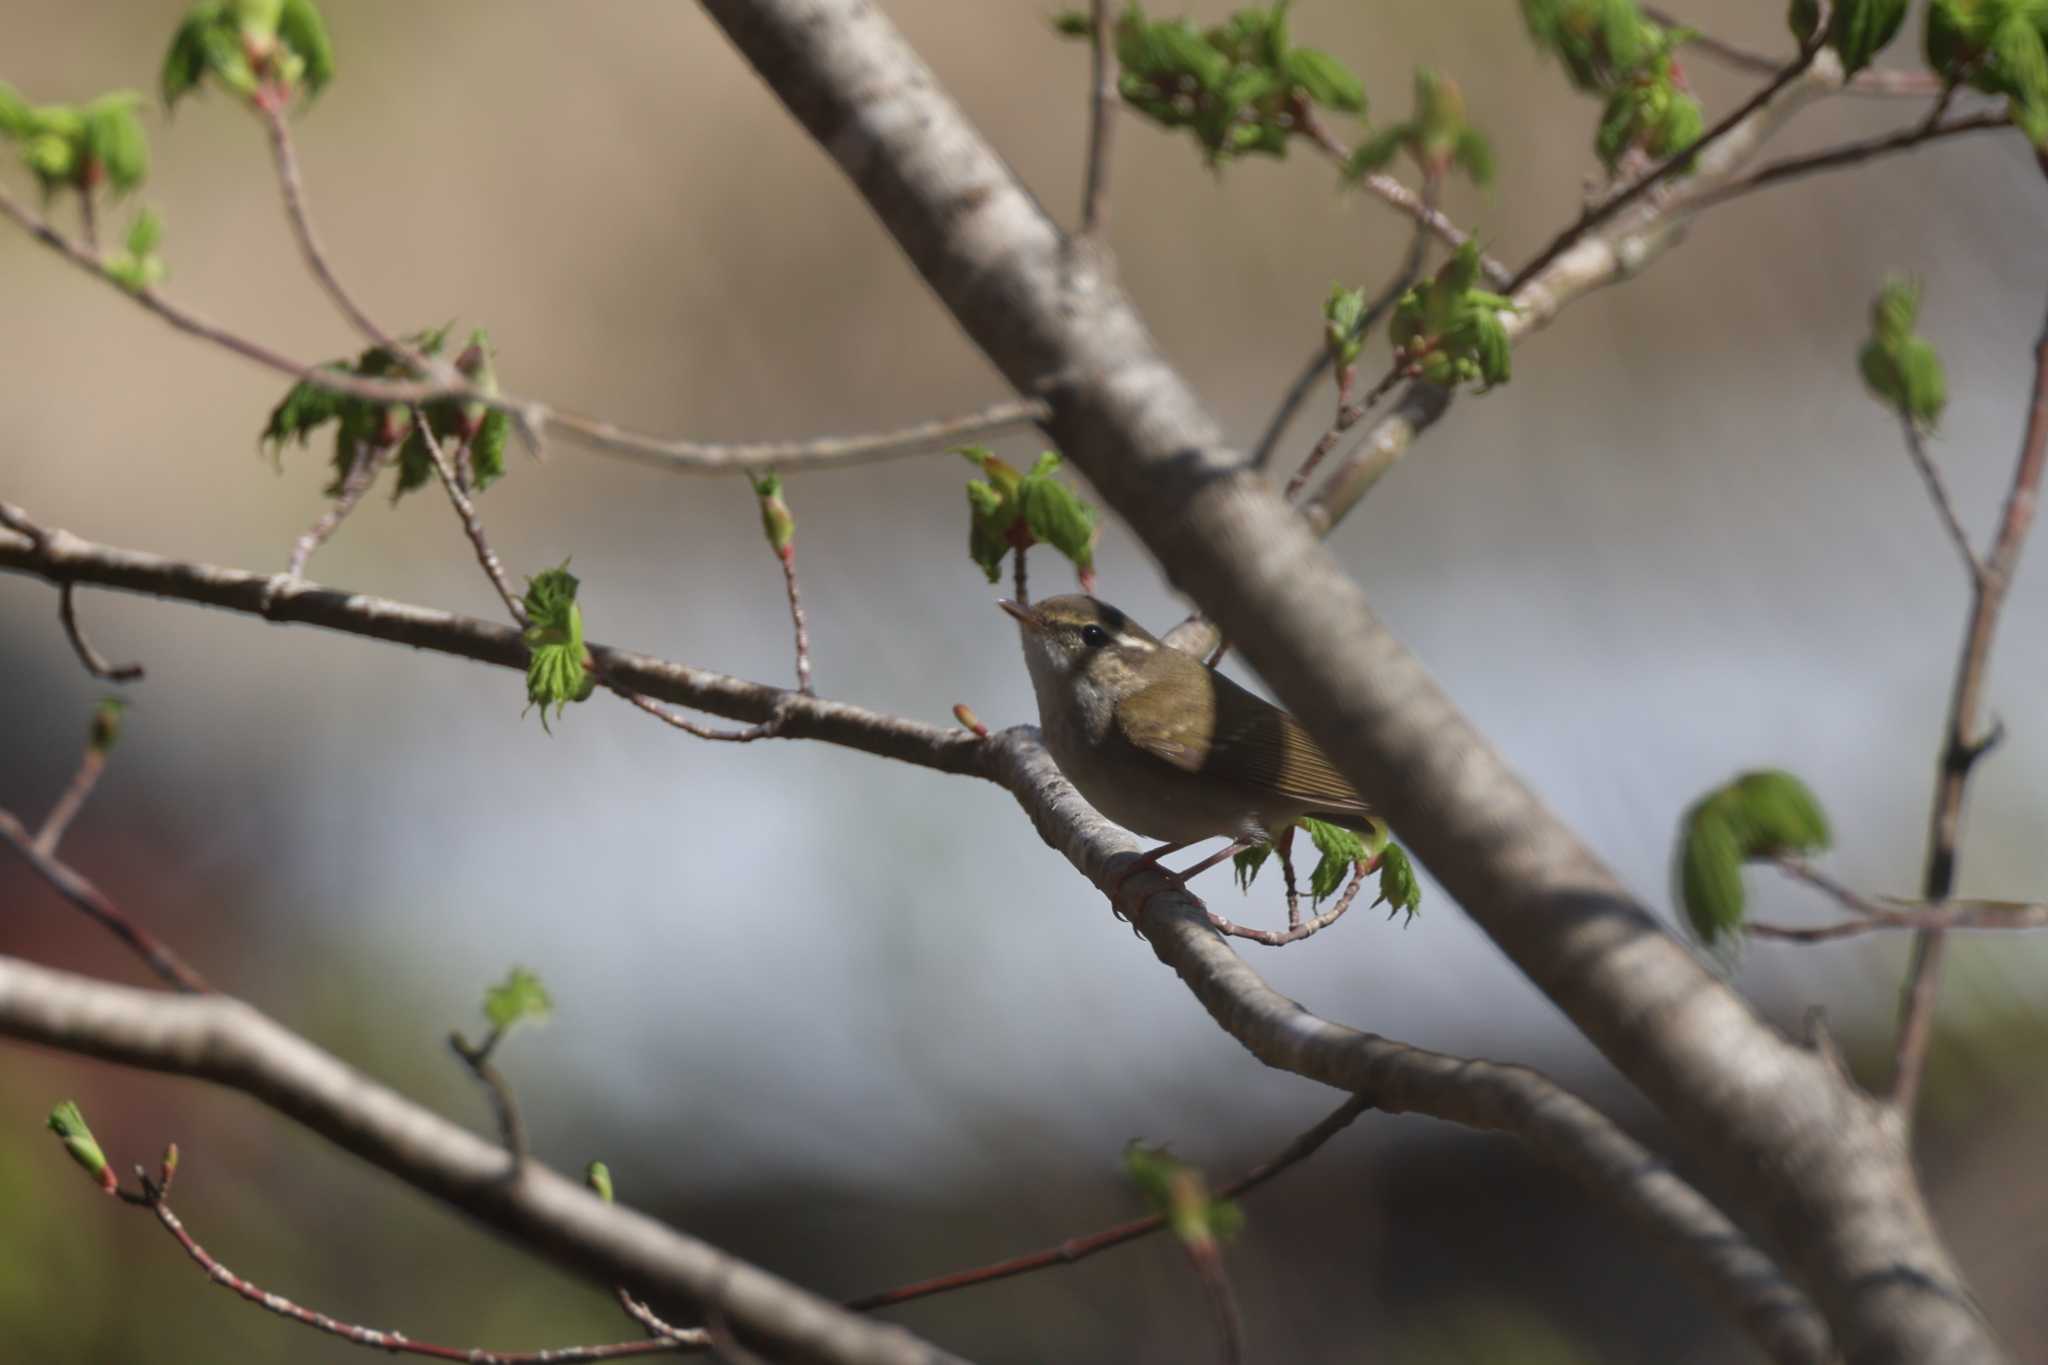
[1233,841,1273,892]
[1859,276,1947,430]
[1675,770,1832,945]
[0,82,31,139]
[1374,843,1422,921]
[1324,282,1368,368]
[1791,0,1909,74]
[261,367,349,455]
[124,205,163,257]
[585,1160,614,1202]
[1122,1141,1237,1246]
[47,1100,115,1193]
[1283,47,1365,113]
[1453,126,1495,185]
[1299,816,1368,903]
[81,92,148,193]
[1343,126,1407,179]
[1019,466,1097,573]
[88,697,127,754]
[277,0,336,100]
[1051,9,1093,38]
[753,469,796,553]
[1521,0,1668,92]
[482,966,553,1033]
[522,563,596,730]
[472,409,510,491]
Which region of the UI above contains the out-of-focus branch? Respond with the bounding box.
[699,4,1984,1358]
[0,506,144,682]
[1890,294,2048,1125]
[1685,110,2011,213]
[1897,414,1986,583]
[0,810,211,994]
[0,958,960,1365]
[417,418,529,624]
[1078,0,1117,239]
[286,439,386,578]
[0,181,1046,475]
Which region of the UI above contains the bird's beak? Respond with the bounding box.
[997,598,1039,631]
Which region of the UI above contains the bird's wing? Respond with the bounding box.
[1116,668,1375,826]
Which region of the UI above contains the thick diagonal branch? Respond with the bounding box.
[694,4,1993,1359]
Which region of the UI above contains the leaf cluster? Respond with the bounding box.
[1521,1,1703,171]
[261,325,508,499]
[1675,770,1832,946]
[522,564,596,730]
[1233,818,1421,919]
[0,85,148,199]
[1389,241,1516,392]
[1790,0,1910,76]
[163,0,334,110]
[1346,69,1494,187]
[1926,0,2048,147]
[1057,2,1365,165]
[960,447,1097,588]
[46,1100,114,1192]
[1858,276,1947,430]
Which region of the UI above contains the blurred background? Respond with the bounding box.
[3,2,2045,1361]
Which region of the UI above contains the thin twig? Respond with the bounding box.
[286,439,387,578]
[1276,825,1300,931]
[1898,412,1985,583]
[58,582,145,681]
[0,505,144,682]
[260,101,447,381]
[1281,364,1403,501]
[1890,293,2048,1125]
[142,1191,692,1362]
[1752,900,2048,943]
[613,686,788,743]
[1078,0,1117,239]
[0,808,211,993]
[416,417,527,624]
[617,1288,710,1348]
[1184,1237,1244,1365]
[780,544,813,695]
[1207,861,1370,948]
[1685,111,2011,214]
[35,745,107,858]
[0,180,1047,475]
[1642,6,1942,96]
[1507,24,1833,296]
[449,1026,531,1169]
[847,1093,1371,1312]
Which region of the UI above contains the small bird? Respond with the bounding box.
[1000,594,1377,904]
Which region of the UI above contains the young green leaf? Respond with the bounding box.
[1858,276,1947,430]
[1122,1141,1242,1247]
[1323,283,1369,370]
[585,1160,614,1202]
[1375,843,1422,921]
[1233,840,1273,892]
[47,1100,116,1194]
[1390,242,1518,393]
[88,697,128,754]
[482,966,554,1034]
[1298,816,1368,903]
[162,0,334,110]
[522,563,596,730]
[752,470,797,554]
[1675,770,1832,945]
[1790,0,1909,75]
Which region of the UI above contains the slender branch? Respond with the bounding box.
[417,417,528,623]
[35,740,107,858]
[1078,0,1117,239]
[1686,111,2011,214]
[0,179,1047,475]
[1752,900,2048,943]
[1898,412,1985,583]
[1281,365,1403,502]
[613,686,788,744]
[1205,861,1369,948]
[779,545,814,695]
[58,582,145,681]
[0,505,144,682]
[618,1288,709,1347]
[846,1094,1370,1312]
[1642,7,1943,96]
[1890,292,2048,1124]
[449,1026,530,1168]
[1506,28,1833,296]
[145,1192,696,1363]
[259,102,448,381]
[0,810,211,994]
[286,439,387,578]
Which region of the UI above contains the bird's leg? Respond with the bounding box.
[1107,840,1194,920]
[1124,840,1253,926]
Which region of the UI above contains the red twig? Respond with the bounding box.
[0,808,210,994]
[35,746,107,858]
[1890,295,2048,1124]
[1282,364,1404,502]
[614,687,787,743]
[846,1092,1372,1312]
[779,546,813,695]
[1685,111,2010,214]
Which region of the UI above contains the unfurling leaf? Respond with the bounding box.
[522,563,596,730]
[751,470,797,554]
[1323,283,1368,369]
[88,697,127,754]
[1858,276,1947,430]
[482,966,554,1034]
[1233,841,1273,892]
[960,446,1097,587]
[47,1100,116,1194]
[1374,843,1422,921]
[1790,0,1908,74]
[585,1160,614,1202]
[1123,1141,1242,1248]
[0,87,149,198]
[1298,816,1368,903]
[1390,242,1517,393]
[162,0,335,110]
[1675,769,1833,946]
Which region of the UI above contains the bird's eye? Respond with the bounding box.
[1080,624,1111,648]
